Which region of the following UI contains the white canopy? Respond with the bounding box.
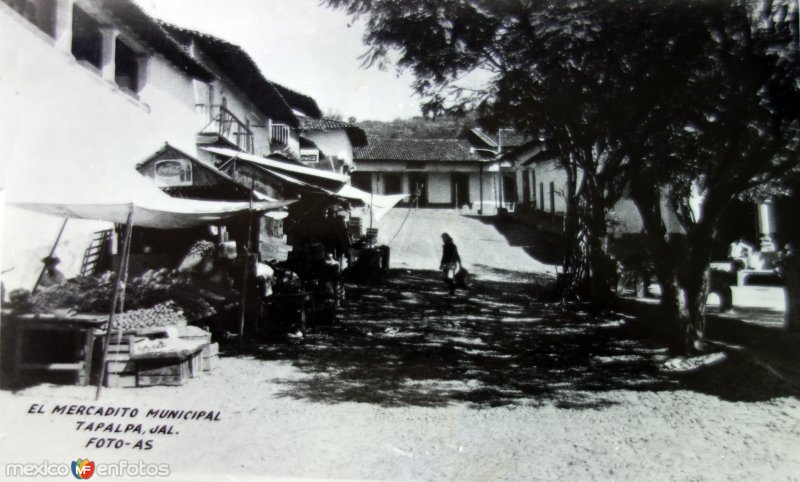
[203,146,350,183]
[335,185,409,222]
[7,165,293,229]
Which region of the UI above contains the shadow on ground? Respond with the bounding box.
[245,269,799,408]
[465,214,565,265]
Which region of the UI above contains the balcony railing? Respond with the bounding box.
[271,124,290,147]
[200,105,254,153]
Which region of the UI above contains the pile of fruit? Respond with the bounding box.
[12,268,222,322]
[114,301,187,331]
[131,338,169,354]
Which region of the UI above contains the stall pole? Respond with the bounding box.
[31,218,69,294]
[369,191,374,248]
[95,205,135,400]
[238,179,256,349]
[479,163,484,215]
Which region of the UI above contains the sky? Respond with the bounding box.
[138,0,422,121]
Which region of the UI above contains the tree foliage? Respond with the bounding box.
[328,0,800,347]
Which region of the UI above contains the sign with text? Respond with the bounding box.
[154,158,193,187]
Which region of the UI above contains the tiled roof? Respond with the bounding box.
[298,116,368,147]
[161,23,316,127]
[354,139,481,162]
[272,84,322,118]
[499,130,532,148]
[101,1,213,81]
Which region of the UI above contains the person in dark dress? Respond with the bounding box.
[439,233,461,295]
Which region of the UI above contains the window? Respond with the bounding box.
[351,172,372,193]
[549,181,555,213]
[539,182,545,211]
[271,124,290,146]
[383,173,403,195]
[3,0,56,37]
[114,38,141,93]
[71,4,102,69]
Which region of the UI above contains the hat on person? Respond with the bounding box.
[42,256,60,266]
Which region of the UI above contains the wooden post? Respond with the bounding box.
[95,205,135,400]
[479,163,484,215]
[238,179,256,349]
[32,218,69,294]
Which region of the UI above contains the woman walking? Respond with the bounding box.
[439,233,461,295]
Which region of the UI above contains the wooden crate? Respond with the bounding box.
[103,336,136,387]
[188,350,203,378]
[136,359,190,387]
[178,326,212,343]
[202,355,220,372]
[201,342,219,372]
[105,372,137,388]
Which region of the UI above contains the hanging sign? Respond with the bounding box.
[154,158,193,187]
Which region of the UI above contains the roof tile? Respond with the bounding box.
[354,138,481,162]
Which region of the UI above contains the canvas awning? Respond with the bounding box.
[7,166,293,229]
[202,146,350,183]
[335,185,408,222]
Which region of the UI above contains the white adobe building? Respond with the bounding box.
[0,0,360,291]
[353,138,506,214]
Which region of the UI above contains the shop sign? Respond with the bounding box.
[154,158,193,187]
[300,149,319,163]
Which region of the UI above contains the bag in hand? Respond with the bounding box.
[455,265,469,288]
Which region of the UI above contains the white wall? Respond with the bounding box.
[427,173,452,204]
[303,130,354,169]
[530,159,577,214]
[0,5,203,290]
[468,172,498,213]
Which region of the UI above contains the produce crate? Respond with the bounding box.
[136,359,190,387]
[201,342,219,372]
[178,325,212,343]
[104,371,137,388]
[102,335,136,388]
[188,350,203,378]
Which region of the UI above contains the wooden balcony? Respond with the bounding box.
[199,105,254,153]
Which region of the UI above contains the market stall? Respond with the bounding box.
[5,165,290,396]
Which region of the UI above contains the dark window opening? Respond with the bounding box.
[452,172,470,207]
[351,172,372,193]
[3,0,56,37]
[409,172,428,207]
[549,181,555,213]
[71,4,102,69]
[384,173,403,195]
[114,38,140,93]
[539,182,545,211]
[522,171,530,204]
[503,174,517,204]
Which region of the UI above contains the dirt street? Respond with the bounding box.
[2,269,799,481]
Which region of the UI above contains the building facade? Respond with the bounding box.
[0,0,354,290]
[353,138,502,213]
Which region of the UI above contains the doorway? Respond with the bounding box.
[452,173,470,208]
[408,172,428,207]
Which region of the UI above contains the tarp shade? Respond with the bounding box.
[202,146,350,183]
[335,185,408,222]
[7,164,294,229]
[11,199,293,229]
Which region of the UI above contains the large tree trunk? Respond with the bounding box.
[557,163,586,301]
[783,252,800,331]
[630,182,685,351]
[679,228,716,352]
[586,186,614,311]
